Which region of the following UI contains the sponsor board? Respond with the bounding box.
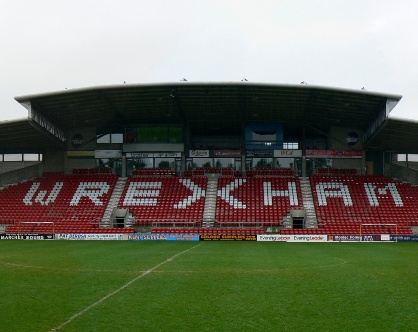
[129,152,152,158]
[246,150,274,158]
[66,150,95,157]
[390,235,418,242]
[95,150,122,159]
[0,233,54,240]
[287,235,328,242]
[381,234,391,241]
[70,134,84,148]
[154,152,181,158]
[346,132,359,147]
[56,234,124,240]
[200,234,256,241]
[273,150,302,158]
[214,150,241,158]
[257,234,327,242]
[189,150,210,157]
[327,235,379,242]
[127,152,181,158]
[306,149,362,158]
[257,235,291,242]
[128,233,199,241]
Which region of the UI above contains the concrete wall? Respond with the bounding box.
[0,161,40,174]
[323,126,364,173]
[332,158,364,174]
[385,163,418,185]
[43,150,66,173]
[0,163,43,187]
[65,127,97,173]
[191,136,241,149]
[329,126,363,150]
[66,158,96,173]
[305,137,327,150]
[67,127,97,151]
[123,143,184,152]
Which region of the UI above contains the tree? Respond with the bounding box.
[256,158,272,168]
[158,160,170,169]
[202,161,212,168]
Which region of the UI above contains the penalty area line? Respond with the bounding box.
[49,242,204,332]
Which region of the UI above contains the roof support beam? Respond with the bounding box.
[97,90,124,123]
[239,86,247,149]
[364,98,399,144]
[168,88,189,149]
[302,90,317,153]
[26,103,66,144]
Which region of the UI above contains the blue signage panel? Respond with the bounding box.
[128,233,199,241]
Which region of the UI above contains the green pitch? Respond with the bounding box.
[0,241,417,332]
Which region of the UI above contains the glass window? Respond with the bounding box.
[169,127,182,143]
[129,158,153,169]
[275,158,294,168]
[4,154,22,161]
[253,158,273,168]
[125,130,136,143]
[193,158,213,168]
[97,158,110,168]
[97,134,110,143]
[24,154,40,161]
[111,133,123,143]
[124,126,183,143]
[97,133,123,143]
[186,159,196,170]
[235,159,242,171]
[126,159,136,176]
[126,158,154,177]
[137,127,168,143]
[283,142,299,149]
[155,158,175,169]
[214,158,234,169]
[275,157,302,176]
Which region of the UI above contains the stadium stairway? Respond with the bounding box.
[100,177,131,228]
[299,177,318,228]
[202,174,219,227]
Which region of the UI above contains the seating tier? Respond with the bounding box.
[0,174,118,230]
[152,227,264,235]
[215,176,303,226]
[310,175,418,227]
[119,177,207,225]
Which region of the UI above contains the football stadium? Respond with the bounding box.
[1,82,418,331]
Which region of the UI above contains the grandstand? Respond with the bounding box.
[1,82,418,238]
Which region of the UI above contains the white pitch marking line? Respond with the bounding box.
[49,242,203,332]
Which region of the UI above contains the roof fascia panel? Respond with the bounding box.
[28,103,66,143]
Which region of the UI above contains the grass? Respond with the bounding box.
[0,241,417,331]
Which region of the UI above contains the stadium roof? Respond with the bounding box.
[0,118,65,153]
[365,117,418,153]
[1,82,416,153]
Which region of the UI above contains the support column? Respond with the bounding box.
[121,155,126,177]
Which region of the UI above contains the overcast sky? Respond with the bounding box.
[1,0,417,121]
